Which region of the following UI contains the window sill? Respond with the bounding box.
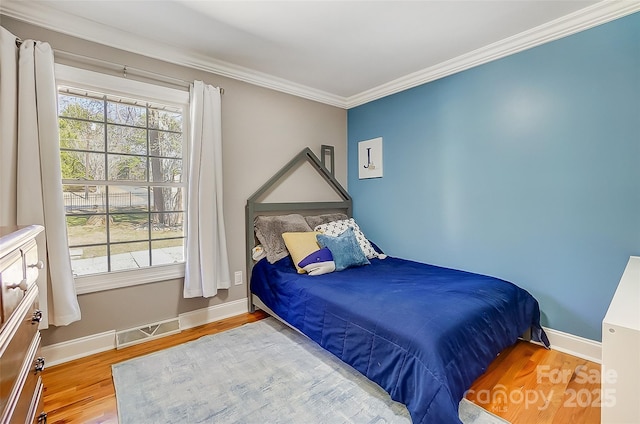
[74,263,185,295]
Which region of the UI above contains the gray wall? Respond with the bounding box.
[1,16,347,346]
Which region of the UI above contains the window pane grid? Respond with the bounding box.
[65,208,185,216]
[69,235,185,248]
[60,149,183,162]
[59,115,104,126]
[59,86,182,113]
[60,147,104,155]
[60,150,185,169]
[69,242,107,249]
[62,181,182,190]
[59,86,185,277]
[60,116,185,138]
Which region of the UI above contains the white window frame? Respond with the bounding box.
[55,64,190,294]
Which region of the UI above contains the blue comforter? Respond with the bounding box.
[251,255,548,424]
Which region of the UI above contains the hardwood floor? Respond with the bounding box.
[42,311,268,424]
[42,311,600,423]
[466,340,601,423]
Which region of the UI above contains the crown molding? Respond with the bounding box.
[0,1,347,108]
[345,1,640,108]
[2,1,638,110]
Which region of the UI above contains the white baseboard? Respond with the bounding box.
[42,330,116,367]
[42,301,601,368]
[178,298,249,330]
[41,298,249,366]
[543,326,602,364]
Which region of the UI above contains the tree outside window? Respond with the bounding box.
[58,87,186,276]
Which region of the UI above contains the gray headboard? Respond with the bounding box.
[245,147,352,310]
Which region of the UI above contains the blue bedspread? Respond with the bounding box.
[251,255,548,424]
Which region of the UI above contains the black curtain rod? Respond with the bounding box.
[56,49,225,94]
[14,37,224,94]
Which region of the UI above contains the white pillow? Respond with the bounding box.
[314,218,379,259]
[302,261,336,276]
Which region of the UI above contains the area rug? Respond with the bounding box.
[112,318,509,424]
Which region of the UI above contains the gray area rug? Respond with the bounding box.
[112,317,509,424]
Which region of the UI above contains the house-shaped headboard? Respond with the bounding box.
[245,147,352,309]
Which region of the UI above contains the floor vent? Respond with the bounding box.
[116,318,180,349]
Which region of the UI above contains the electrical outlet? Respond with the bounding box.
[234,271,243,285]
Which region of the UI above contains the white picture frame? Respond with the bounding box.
[358,137,383,179]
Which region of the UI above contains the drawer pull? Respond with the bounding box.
[32,309,43,324]
[38,412,48,423]
[29,260,45,269]
[34,356,46,373]
[6,278,28,291]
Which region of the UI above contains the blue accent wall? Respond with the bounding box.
[347,12,640,342]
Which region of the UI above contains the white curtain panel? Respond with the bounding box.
[184,81,231,298]
[0,28,81,327]
[0,27,19,226]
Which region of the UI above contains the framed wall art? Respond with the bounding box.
[358,137,383,179]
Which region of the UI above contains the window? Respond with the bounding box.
[56,65,189,292]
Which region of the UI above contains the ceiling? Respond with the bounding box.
[1,0,638,108]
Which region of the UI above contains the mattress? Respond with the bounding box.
[251,254,549,424]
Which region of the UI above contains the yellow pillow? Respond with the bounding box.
[282,232,321,273]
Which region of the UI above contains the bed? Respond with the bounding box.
[246,147,549,424]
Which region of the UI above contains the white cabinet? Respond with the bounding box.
[602,256,640,424]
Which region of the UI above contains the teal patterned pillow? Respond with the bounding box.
[314,218,379,259]
[316,227,370,271]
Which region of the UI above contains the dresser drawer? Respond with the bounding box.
[0,288,40,417]
[22,240,41,293]
[7,335,43,424]
[30,380,45,424]
[0,249,24,324]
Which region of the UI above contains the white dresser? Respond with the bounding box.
[0,225,47,424]
[601,256,640,423]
